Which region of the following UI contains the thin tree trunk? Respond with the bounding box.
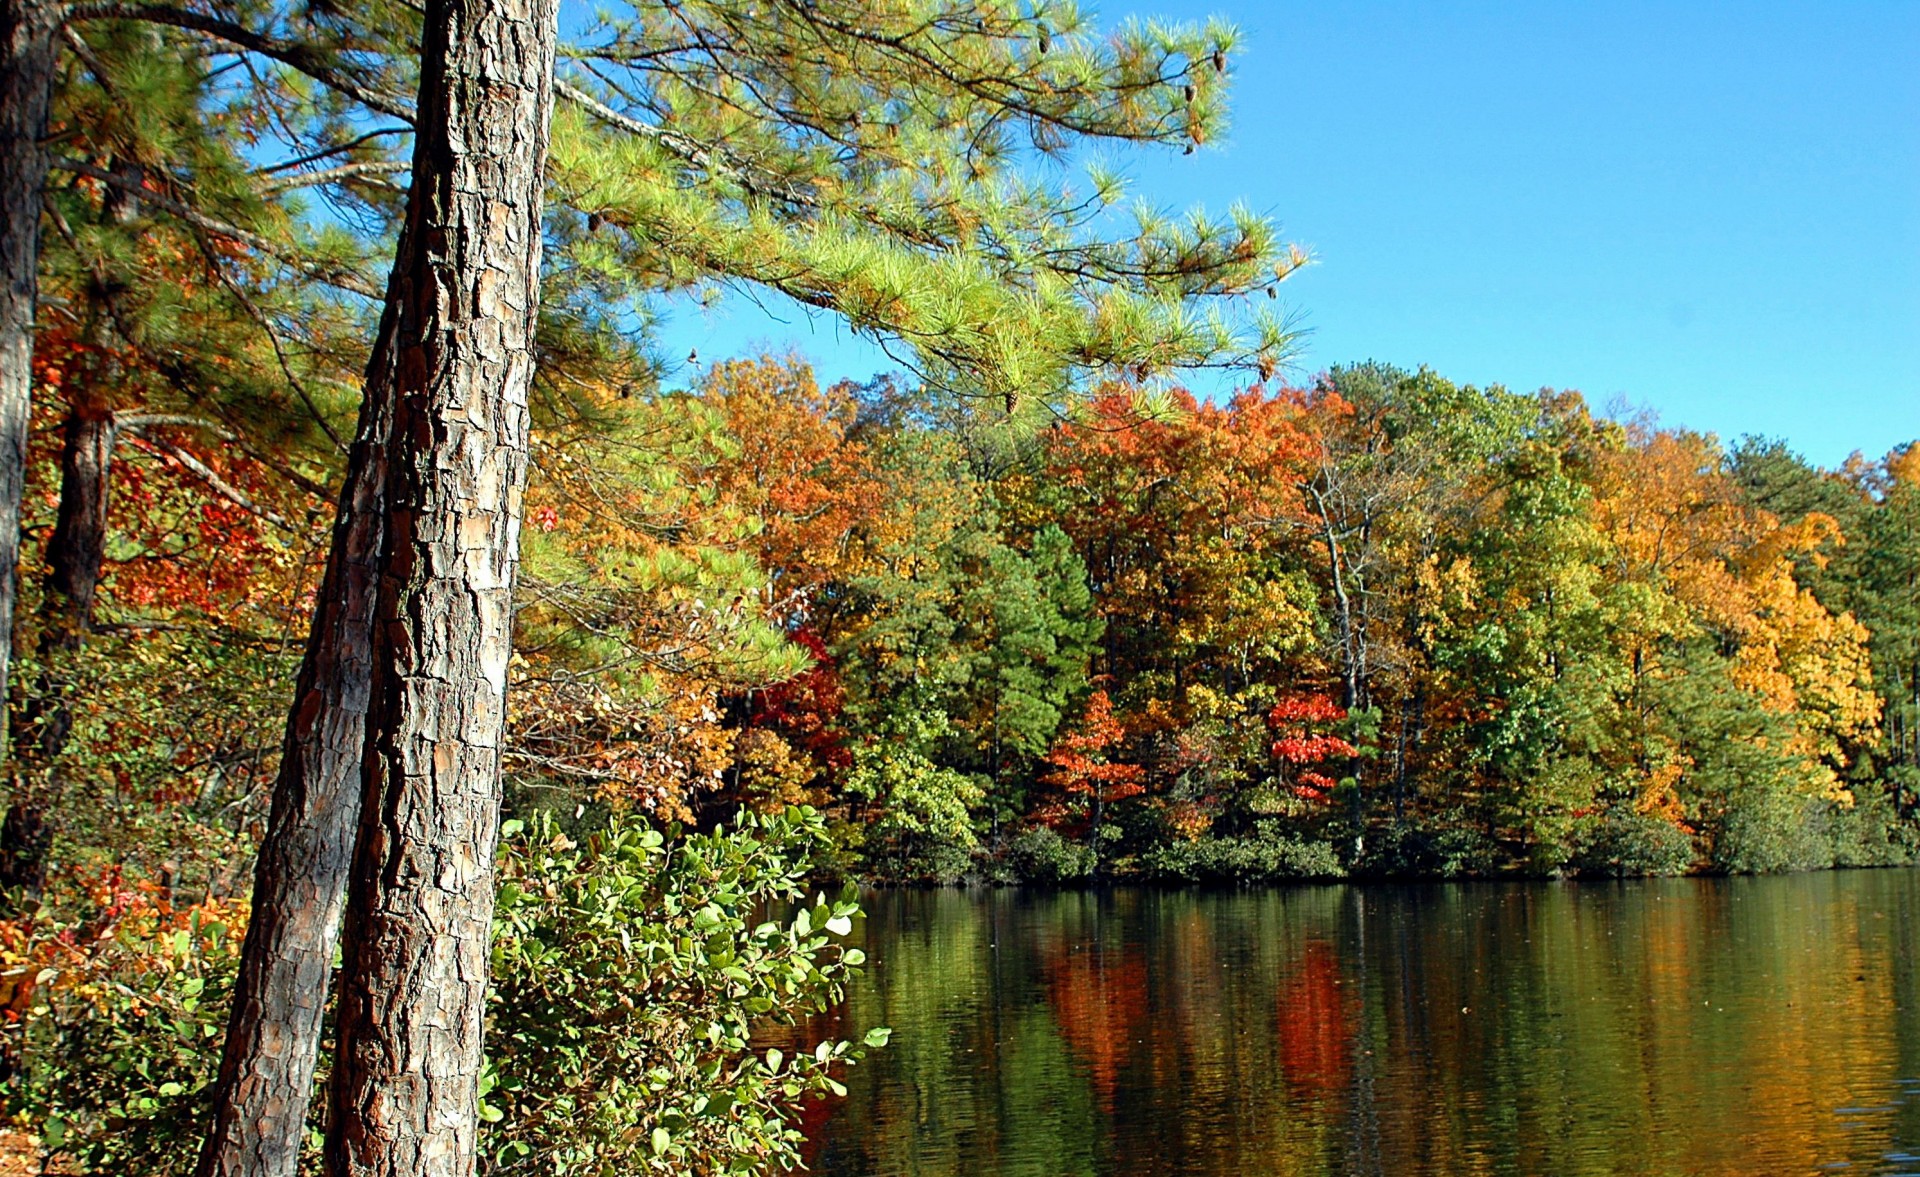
[324,0,555,1172]
[0,398,112,894]
[198,38,432,1177]
[1306,479,1369,857]
[0,0,60,767]
[197,315,400,1175]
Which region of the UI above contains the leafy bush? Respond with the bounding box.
[1361,819,1502,878]
[1570,805,1696,878]
[0,889,241,1175]
[841,731,982,883]
[1141,822,1343,883]
[1708,793,1831,874]
[0,808,875,1176]
[1000,826,1096,884]
[1825,782,1919,868]
[487,806,879,1174]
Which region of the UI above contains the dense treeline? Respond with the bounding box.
[579,355,1909,883]
[6,348,1913,902]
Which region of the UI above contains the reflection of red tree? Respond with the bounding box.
[1276,939,1352,1096]
[1045,942,1151,1110]
[761,1004,848,1170]
[792,1093,839,1171]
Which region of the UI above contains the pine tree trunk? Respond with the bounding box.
[323,0,555,1172]
[0,0,60,767]
[0,400,114,894]
[197,316,400,1175]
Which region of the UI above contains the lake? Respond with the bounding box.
[798,869,1920,1177]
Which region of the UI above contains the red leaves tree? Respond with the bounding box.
[1268,693,1355,802]
[1037,690,1145,861]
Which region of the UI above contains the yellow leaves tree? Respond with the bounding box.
[1590,418,1879,805]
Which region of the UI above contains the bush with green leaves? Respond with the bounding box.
[1141,822,1343,884]
[1823,781,1919,868]
[0,896,241,1175]
[1569,804,1697,878]
[1000,825,1097,884]
[1,807,877,1176]
[840,717,983,883]
[486,806,881,1174]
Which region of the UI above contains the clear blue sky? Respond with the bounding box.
[653,1,1919,468]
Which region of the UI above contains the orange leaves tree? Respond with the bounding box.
[510,378,810,823]
[1267,694,1356,804]
[1036,690,1145,868]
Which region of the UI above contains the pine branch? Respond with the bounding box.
[196,241,352,458]
[68,2,417,124]
[556,77,817,209]
[49,156,384,299]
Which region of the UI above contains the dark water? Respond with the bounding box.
[796,870,1920,1177]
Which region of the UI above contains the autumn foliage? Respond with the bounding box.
[6,350,1918,917]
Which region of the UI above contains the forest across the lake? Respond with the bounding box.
[18,351,1920,902]
[573,355,1917,887]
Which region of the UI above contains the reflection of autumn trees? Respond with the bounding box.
[809,875,1920,1177]
[1276,939,1353,1098]
[1042,931,1151,1110]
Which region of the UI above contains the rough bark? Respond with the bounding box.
[0,0,61,767]
[0,400,113,894]
[196,298,401,1175]
[323,1,555,1174]
[198,28,421,1177]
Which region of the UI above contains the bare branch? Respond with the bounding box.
[258,126,411,175]
[259,159,410,194]
[114,412,232,435]
[122,427,298,532]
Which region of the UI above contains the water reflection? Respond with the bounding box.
[803,870,1920,1177]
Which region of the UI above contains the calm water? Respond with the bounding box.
[796,870,1920,1177]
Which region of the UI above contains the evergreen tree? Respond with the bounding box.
[959,523,1102,829]
[0,0,416,764]
[210,2,1300,1171]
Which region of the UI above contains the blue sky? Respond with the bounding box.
[652,1,1918,468]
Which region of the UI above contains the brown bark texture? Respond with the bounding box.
[323,0,555,1173]
[0,0,60,768]
[0,401,113,895]
[196,287,402,1173]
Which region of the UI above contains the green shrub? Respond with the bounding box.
[1815,781,1917,868]
[0,898,240,1175]
[487,806,879,1174]
[1141,822,1343,883]
[841,739,982,884]
[1570,805,1696,878]
[1708,794,1831,874]
[1363,819,1502,878]
[1000,826,1096,884]
[1,807,876,1176]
